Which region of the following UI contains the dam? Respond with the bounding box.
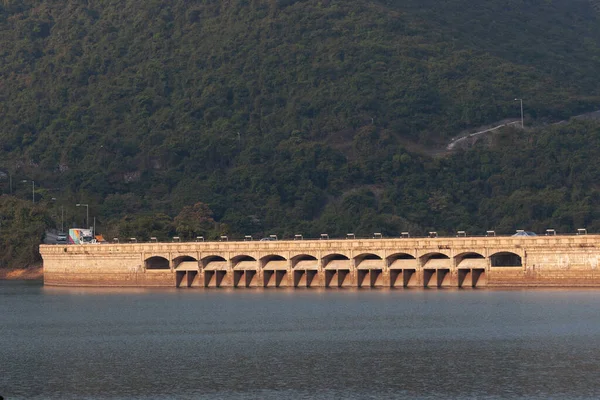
[40,234,600,288]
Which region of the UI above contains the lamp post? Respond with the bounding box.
[21,180,34,203]
[76,203,89,229]
[514,98,524,128]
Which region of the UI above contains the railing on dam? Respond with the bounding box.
[101,229,590,245]
[40,234,600,288]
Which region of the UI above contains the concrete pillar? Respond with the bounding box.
[325,270,335,287]
[404,269,418,287]
[287,258,293,287]
[458,269,471,288]
[390,269,401,288]
[293,270,304,287]
[473,269,486,287]
[357,270,368,288]
[195,269,204,288]
[245,270,257,287]
[349,269,356,287]
[443,269,457,287]
[316,254,325,286]
[220,270,228,287]
[256,260,262,285]
[416,251,423,287]
[276,270,286,287]
[423,269,434,288]
[263,270,273,287]
[308,270,319,287]
[370,270,383,287]
[175,270,185,288]
[187,270,198,287]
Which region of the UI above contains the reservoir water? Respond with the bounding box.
[2,281,600,399]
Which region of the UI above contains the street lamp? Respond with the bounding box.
[514,98,524,128]
[21,180,34,203]
[76,203,89,230]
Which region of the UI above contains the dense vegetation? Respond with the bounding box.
[0,0,599,267]
[0,196,51,268]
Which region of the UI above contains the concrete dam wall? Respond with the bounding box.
[40,235,600,288]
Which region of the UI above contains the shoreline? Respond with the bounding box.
[0,265,43,280]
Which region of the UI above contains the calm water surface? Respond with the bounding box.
[2,281,600,399]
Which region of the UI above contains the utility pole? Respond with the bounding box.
[514,98,524,128]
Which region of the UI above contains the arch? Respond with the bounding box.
[201,255,226,263]
[455,252,485,259]
[173,255,198,269]
[145,256,169,270]
[323,253,352,270]
[455,252,486,269]
[323,253,350,262]
[420,252,450,261]
[387,253,417,270]
[260,254,288,270]
[387,252,416,261]
[420,252,451,269]
[354,253,382,262]
[201,255,227,270]
[232,255,258,270]
[231,255,257,263]
[354,253,383,270]
[260,254,286,262]
[291,254,318,270]
[490,252,522,267]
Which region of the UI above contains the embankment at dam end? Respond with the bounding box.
[0,266,43,280]
[40,235,600,288]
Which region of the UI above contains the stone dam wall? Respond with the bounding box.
[40,235,600,288]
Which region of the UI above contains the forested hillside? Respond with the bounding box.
[0,0,599,267]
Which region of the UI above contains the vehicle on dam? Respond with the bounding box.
[68,228,94,244]
[56,233,68,244]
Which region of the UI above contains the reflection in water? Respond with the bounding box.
[2,282,600,399]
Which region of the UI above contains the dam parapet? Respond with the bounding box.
[40,235,600,288]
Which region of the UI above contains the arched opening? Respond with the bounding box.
[387,253,418,288]
[354,253,382,266]
[261,255,288,287]
[173,255,198,269]
[260,255,287,269]
[291,255,319,287]
[420,253,451,288]
[201,255,228,288]
[387,253,417,268]
[172,256,199,288]
[145,256,170,270]
[232,255,258,288]
[420,252,450,266]
[232,255,258,269]
[291,254,318,269]
[491,252,522,267]
[455,252,487,288]
[323,253,350,269]
[455,252,486,269]
[201,255,227,270]
[354,253,383,288]
[323,254,352,288]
